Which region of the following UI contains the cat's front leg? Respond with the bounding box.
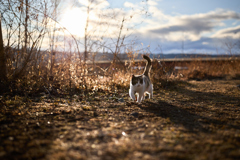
[149,84,153,99]
[137,91,144,103]
[129,89,136,101]
[142,93,145,101]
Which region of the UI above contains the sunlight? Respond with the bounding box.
[60,8,87,37]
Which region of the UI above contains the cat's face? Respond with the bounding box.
[131,75,143,86]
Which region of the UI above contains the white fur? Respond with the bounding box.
[129,78,153,103]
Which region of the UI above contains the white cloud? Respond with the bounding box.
[147,0,158,6]
[77,0,109,8]
[141,9,240,41]
[202,42,209,45]
[96,0,110,9]
[124,2,136,8]
[212,25,240,39]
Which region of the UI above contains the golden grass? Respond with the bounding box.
[4,49,240,95]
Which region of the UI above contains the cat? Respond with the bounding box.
[129,55,153,103]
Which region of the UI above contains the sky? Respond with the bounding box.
[60,0,240,54]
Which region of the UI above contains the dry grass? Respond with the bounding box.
[2,49,240,99]
[176,59,240,80]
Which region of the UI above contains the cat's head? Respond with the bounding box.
[131,75,143,86]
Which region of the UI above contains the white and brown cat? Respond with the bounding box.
[129,55,153,103]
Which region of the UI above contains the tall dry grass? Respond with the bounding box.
[4,47,240,96]
[177,59,240,80]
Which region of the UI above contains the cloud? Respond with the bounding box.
[60,0,240,54]
[151,19,213,35]
[134,32,219,53]
[203,8,240,20]
[77,0,109,8]
[109,2,240,53]
[145,9,240,41]
[147,0,159,6]
[124,2,136,8]
[212,25,240,38]
[202,42,209,45]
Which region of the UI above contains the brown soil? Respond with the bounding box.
[1,79,240,160]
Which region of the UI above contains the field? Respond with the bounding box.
[1,60,240,160]
[1,0,240,159]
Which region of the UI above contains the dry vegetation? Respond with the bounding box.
[181,59,240,81]
[1,58,240,160]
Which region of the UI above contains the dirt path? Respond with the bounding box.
[1,79,240,160]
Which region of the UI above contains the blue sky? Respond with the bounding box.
[61,0,240,54]
[109,0,240,15]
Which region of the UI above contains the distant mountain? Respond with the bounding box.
[149,53,238,59]
[88,52,239,61]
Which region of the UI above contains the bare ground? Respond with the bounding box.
[0,79,240,160]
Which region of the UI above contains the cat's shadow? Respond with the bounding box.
[138,100,221,133]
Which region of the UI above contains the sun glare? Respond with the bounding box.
[61,8,87,37]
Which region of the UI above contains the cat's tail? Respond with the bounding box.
[143,55,152,76]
